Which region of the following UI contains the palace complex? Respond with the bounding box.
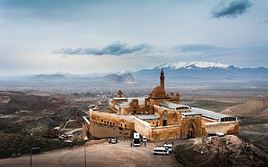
[83,69,239,141]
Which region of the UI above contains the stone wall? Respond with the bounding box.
[90,111,135,129]
[150,125,180,141]
[153,105,181,126]
[205,121,239,134]
[134,118,152,138]
[90,121,133,138]
[109,97,150,115]
[134,118,181,141]
[179,116,206,138]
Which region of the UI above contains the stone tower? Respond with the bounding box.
[160,69,165,90]
[117,90,123,97]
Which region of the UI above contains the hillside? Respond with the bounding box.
[221,98,268,151]
[221,98,268,118]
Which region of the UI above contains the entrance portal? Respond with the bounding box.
[133,107,137,114]
[163,120,167,126]
[187,123,195,138]
[163,111,168,126]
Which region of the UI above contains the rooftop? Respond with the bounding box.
[159,101,190,110]
[181,112,201,117]
[191,107,234,120]
[115,97,147,108]
[136,115,159,120]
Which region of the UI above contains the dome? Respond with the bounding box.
[151,85,166,97]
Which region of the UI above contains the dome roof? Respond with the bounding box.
[151,86,166,97]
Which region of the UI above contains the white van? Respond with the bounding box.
[153,146,169,155]
[133,133,141,147]
[163,143,173,153]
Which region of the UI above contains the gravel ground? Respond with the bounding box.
[0,140,179,167]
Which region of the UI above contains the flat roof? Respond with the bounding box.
[115,97,147,108]
[159,101,190,110]
[113,97,128,100]
[136,115,159,120]
[181,112,201,117]
[116,101,130,108]
[191,107,234,120]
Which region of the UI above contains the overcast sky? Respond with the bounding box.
[0,0,268,75]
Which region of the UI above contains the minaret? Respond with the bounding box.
[160,69,165,90]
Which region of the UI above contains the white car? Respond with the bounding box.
[163,144,173,153]
[108,138,118,144]
[153,146,170,155]
[142,136,148,142]
[215,132,225,137]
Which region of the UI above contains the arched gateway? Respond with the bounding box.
[187,123,196,138]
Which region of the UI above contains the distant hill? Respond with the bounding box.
[1,61,268,89]
[221,98,268,118]
[30,74,66,80]
[102,73,135,84]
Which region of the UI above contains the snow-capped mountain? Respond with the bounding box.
[154,61,239,70]
[133,62,268,86]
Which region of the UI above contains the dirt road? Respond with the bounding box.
[0,140,179,167]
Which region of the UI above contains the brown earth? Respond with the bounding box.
[221,97,268,118]
[0,140,178,167]
[220,97,268,152]
[173,135,267,167]
[0,91,103,158]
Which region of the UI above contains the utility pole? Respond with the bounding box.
[84,146,87,167]
[30,133,33,167]
[30,149,32,167]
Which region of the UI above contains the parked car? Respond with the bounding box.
[108,138,118,144]
[215,132,225,137]
[153,146,170,155]
[163,143,173,153]
[142,136,148,142]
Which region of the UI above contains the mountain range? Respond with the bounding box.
[1,61,268,89]
[133,62,268,82]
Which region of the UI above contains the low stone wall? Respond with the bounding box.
[134,118,180,141]
[205,121,239,134]
[150,125,180,141]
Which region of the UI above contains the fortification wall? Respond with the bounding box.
[134,118,180,141]
[90,111,135,129]
[134,118,152,138]
[205,121,239,134]
[150,125,180,141]
[153,105,181,125]
[90,121,133,138]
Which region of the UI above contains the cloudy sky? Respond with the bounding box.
[0,0,268,75]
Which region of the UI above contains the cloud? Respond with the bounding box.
[57,42,150,56]
[173,44,229,52]
[172,44,234,57]
[211,0,252,18]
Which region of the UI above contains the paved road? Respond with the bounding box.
[0,140,179,167]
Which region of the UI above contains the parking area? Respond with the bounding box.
[0,140,180,167]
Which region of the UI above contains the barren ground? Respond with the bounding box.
[0,140,179,167]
